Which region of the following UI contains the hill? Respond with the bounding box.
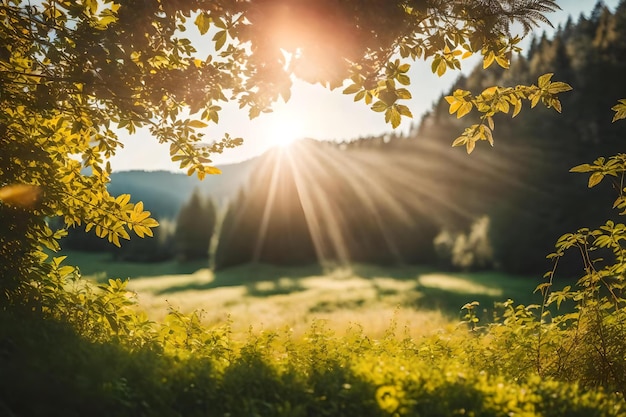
[107,158,257,219]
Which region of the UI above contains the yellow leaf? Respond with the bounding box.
[570,164,595,173]
[530,94,541,108]
[343,83,361,95]
[512,99,522,118]
[188,120,208,128]
[494,55,509,69]
[142,218,159,228]
[611,100,626,122]
[497,99,510,113]
[195,12,211,35]
[483,51,495,69]
[85,0,98,14]
[547,82,572,94]
[452,136,466,147]
[486,116,494,130]
[538,73,553,89]
[480,86,498,97]
[396,105,413,118]
[467,139,476,154]
[436,59,447,76]
[449,100,462,115]
[115,194,131,207]
[588,172,604,188]
[385,107,401,128]
[213,30,227,50]
[372,101,388,112]
[457,102,472,119]
[482,125,494,146]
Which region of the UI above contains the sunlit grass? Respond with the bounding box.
[418,273,503,296]
[116,262,539,340]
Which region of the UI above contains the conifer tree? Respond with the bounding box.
[174,190,216,261]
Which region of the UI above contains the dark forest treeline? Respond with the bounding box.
[65,2,626,275]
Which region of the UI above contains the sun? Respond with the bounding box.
[268,118,303,149]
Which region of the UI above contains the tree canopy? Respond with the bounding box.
[0,0,569,305]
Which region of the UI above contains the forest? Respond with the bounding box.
[3,0,626,416]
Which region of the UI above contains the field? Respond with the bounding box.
[63,250,543,339]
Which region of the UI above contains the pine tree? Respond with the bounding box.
[174,190,216,262]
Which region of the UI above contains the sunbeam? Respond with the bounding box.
[216,129,559,270]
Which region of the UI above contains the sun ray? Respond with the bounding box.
[253,152,283,262]
[285,143,352,265]
[223,121,559,269]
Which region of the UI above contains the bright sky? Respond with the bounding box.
[109,0,618,172]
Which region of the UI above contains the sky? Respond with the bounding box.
[109,0,619,172]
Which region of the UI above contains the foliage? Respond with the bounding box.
[113,217,176,263]
[434,216,494,271]
[445,72,572,153]
[445,99,626,399]
[2,291,626,417]
[174,189,216,261]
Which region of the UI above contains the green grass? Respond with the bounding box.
[60,250,208,282]
[59,252,543,339]
[61,252,541,337]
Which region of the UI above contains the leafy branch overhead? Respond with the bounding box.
[444,73,572,153]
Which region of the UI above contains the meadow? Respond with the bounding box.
[6,250,622,417]
[65,250,542,339]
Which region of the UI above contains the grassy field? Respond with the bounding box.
[62,250,544,339]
